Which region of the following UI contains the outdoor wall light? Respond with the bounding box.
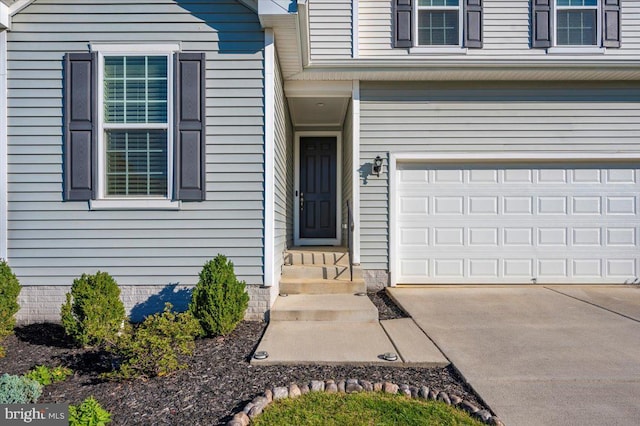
[372,155,383,177]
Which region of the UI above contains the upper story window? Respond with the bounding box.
[102,55,171,198]
[531,0,621,49]
[416,0,461,46]
[393,0,483,50]
[556,0,598,46]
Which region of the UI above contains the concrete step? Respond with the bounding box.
[279,278,366,295]
[281,264,363,281]
[284,250,350,267]
[270,294,378,322]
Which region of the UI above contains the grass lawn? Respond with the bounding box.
[252,391,485,426]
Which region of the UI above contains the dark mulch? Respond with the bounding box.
[1,303,484,425]
[367,289,410,320]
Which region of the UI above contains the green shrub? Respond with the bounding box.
[189,255,249,336]
[108,303,201,380]
[0,373,42,404]
[24,365,73,386]
[0,260,21,341]
[69,396,111,426]
[60,271,126,348]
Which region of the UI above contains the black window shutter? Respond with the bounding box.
[531,0,552,48]
[464,0,483,48]
[174,52,206,201]
[63,52,96,201]
[603,0,621,48]
[394,0,413,48]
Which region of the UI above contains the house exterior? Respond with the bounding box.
[1,0,639,323]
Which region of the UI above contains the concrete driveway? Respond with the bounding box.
[388,286,640,426]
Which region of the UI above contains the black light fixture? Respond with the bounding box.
[372,155,383,177]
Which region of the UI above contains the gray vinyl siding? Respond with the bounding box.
[359,0,640,57]
[309,0,353,59]
[273,52,294,278]
[7,0,265,286]
[359,81,640,270]
[341,100,354,244]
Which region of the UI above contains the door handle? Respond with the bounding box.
[300,192,304,211]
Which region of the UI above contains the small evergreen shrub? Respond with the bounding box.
[108,303,201,380]
[0,260,21,341]
[0,373,42,404]
[189,255,249,336]
[24,365,73,386]
[60,271,126,348]
[69,396,111,426]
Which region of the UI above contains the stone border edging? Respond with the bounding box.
[226,379,504,426]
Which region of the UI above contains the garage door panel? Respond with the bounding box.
[396,163,640,284]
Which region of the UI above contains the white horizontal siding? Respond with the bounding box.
[358,0,640,58]
[359,81,640,271]
[309,0,353,59]
[7,0,266,287]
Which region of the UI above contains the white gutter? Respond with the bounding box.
[263,29,275,289]
[0,29,7,260]
[0,3,8,30]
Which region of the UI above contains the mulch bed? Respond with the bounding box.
[1,291,484,425]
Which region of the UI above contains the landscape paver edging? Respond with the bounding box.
[226,378,504,426]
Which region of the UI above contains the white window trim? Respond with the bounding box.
[413,0,463,48]
[553,0,601,47]
[92,44,178,204]
[89,199,180,211]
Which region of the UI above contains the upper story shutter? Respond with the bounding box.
[63,52,97,201]
[394,0,413,48]
[464,0,483,48]
[174,52,206,201]
[532,0,552,48]
[603,0,621,48]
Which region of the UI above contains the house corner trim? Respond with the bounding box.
[0,30,7,260]
[264,28,276,287]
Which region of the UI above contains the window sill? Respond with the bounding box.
[89,199,181,211]
[546,47,606,55]
[409,47,468,55]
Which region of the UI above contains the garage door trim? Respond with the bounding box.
[389,152,640,286]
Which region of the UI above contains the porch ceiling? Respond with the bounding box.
[288,97,350,128]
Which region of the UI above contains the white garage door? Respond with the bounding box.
[395,162,640,284]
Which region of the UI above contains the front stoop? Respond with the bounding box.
[251,247,450,366]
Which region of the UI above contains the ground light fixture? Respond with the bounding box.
[372,155,383,177]
[382,352,398,362]
[253,351,269,360]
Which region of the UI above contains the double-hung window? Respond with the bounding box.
[63,46,206,207]
[393,0,482,49]
[531,0,621,49]
[416,0,461,46]
[555,0,598,46]
[101,55,171,198]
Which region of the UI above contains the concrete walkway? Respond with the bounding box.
[389,286,640,426]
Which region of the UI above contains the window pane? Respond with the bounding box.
[557,0,597,6]
[418,11,459,46]
[103,55,168,124]
[557,10,596,45]
[105,130,168,196]
[419,0,458,6]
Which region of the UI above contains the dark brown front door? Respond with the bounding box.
[299,137,337,239]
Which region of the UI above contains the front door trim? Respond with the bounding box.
[294,131,342,246]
